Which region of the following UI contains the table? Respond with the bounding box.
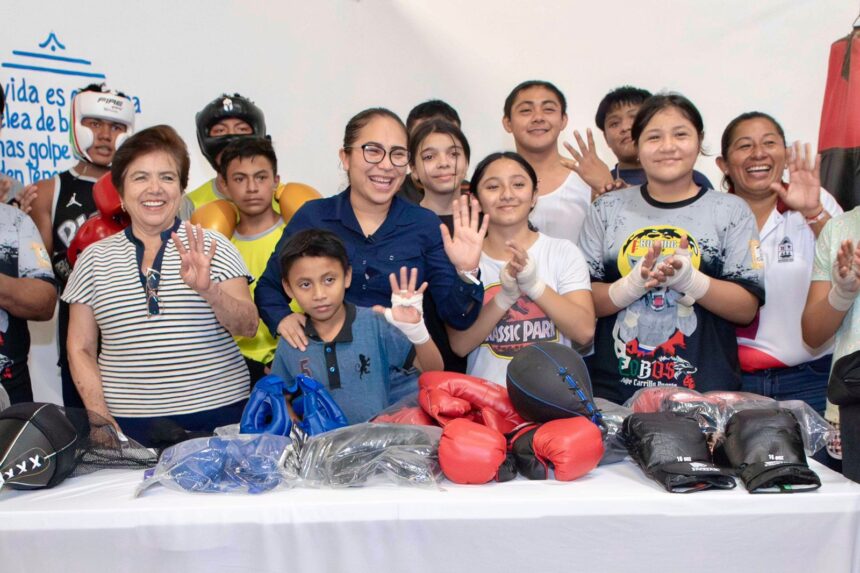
[1,460,858,573]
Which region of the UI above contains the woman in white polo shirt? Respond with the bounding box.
[64,125,258,446]
[717,111,842,414]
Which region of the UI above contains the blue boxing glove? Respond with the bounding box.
[240,375,292,436]
[288,374,349,435]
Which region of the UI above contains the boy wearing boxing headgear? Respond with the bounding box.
[271,229,443,424]
[181,93,268,219]
[28,83,135,408]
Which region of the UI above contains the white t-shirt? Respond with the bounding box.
[466,233,591,385]
[528,172,591,245]
[737,189,842,370]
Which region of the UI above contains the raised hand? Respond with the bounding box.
[656,236,710,300]
[373,267,430,344]
[0,177,10,204]
[608,243,660,309]
[441,194,489,274]
[172,222,216,295]
[561,129,615,195]
[828,239,860,311]
[772,141,823,218]
[13,185,38,215]
[507,240,545,300]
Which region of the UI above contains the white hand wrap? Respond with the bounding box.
[493,266,521,311]
[391,291,424,310]
[828,259,860,312]
[383,308,431,345]
[516,256,546,300]
[608,258,650,309]
[662,246,710,301]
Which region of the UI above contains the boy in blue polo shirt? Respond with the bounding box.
[270,229,443,423]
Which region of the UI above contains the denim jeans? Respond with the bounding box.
[741,354,832,416]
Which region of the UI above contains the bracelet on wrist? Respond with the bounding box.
[805,209,827,224]
[457,266,481,285]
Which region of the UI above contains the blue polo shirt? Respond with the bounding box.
[269,303,417,424]
[611,165,714,190]
[255,189,483,336]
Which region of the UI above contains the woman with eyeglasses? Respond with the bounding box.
[255,108,484,358]
[63,125,258,445]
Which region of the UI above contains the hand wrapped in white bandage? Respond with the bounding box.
[373,267,431,345]
[515,253,546,301]
[493,264,522,311]
[656,236,710,301]
[828,239,860,312]
[504,239,545,301]
[608,244,658,309]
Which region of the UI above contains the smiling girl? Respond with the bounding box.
[447,152,595,385]
[579,94,765,404]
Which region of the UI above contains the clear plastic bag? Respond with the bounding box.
[625,387,723,433]
[299,423,442,488]
[135,434,297,496]
[594,398,631,465]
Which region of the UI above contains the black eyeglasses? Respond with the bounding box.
[145,268,161,317]
[345,143,410,167]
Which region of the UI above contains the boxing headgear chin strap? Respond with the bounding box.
[70,89,135,164]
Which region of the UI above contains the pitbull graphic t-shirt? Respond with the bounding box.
[467,234,591,385]
[579,186,764,404]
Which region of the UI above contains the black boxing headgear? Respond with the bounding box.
[506,342,601,424]
[195,93,267,170]
[0,403,79,490]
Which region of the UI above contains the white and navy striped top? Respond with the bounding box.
[62,222,252,417]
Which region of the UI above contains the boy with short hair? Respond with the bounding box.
[217,137,284,383]
[593,85,713,188]
[502,80,593,244]
[271,229,443,424]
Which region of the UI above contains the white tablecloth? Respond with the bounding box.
[1,460,858,573]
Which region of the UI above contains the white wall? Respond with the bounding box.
[1,0,856,402]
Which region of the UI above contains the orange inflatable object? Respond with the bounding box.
[190,199,239,237]
[276,182,322,225]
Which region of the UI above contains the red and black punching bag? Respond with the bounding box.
[818,27,860,209]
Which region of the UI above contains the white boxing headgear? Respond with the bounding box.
[70,87,136,164]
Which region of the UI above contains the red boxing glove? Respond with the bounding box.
[531,417,604,481]
[419,371,525,434]
[629,387,682,413]
[372,406,437,426]
[93,173,124,220]
[438,418,516,484]
[67,214,126,267]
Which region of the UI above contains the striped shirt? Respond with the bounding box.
[62,222,252,417]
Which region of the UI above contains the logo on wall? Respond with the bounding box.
[0,32,142,186]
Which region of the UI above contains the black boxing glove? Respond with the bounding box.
[714,408,821,493]
[623,412,735,493]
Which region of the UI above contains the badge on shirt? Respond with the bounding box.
[749,240,765,270]
[778,236,794,263]
[31,242,51,269]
